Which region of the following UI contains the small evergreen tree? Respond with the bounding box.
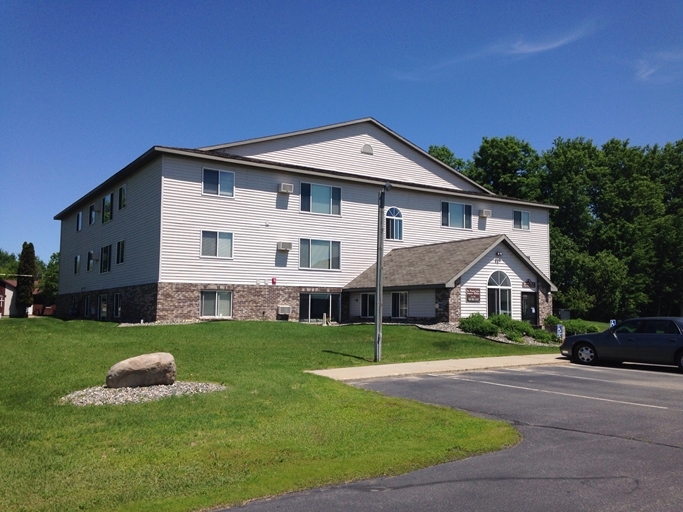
[16,242,36,317]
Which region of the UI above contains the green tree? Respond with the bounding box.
[0,248,18,277]
[465,136,542,201]
[428,145,466,171]
[541,137,601,252]
[40,252,60,306]
[16,242,36,317]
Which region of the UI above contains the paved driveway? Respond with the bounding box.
[226,363,683,511]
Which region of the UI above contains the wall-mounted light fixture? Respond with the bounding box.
[496,251,503,257]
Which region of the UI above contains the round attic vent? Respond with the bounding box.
[361,144,373,155]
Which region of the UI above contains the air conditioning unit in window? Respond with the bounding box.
[278,305,291,315]
[277,241,292,251]
[279,183,294,194]
[478,209,492,218]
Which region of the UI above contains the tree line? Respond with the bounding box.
[429,136,683,320]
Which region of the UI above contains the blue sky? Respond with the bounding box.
[1,0,681,262]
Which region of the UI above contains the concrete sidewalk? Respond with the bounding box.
[307,353,568,381]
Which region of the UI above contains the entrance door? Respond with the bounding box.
[521,293,537,324]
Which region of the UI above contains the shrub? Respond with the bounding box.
[503,329,524,343]
[544,314,561,326]
[530,328,557,343]
[562,319,599,336]
[489,314,534,336]
[459,313,499,337]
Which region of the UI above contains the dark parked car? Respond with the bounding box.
[560,317,683,370]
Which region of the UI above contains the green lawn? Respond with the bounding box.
[0,318,555,511]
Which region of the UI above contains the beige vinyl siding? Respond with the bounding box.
[407,289,436,318]
[459,248,542,321]
[160,156,382,287]
[348,289,435,319]
[158,156,551,288]
[218,123,482,193]
[57,159,162,294]
[382,189,550,277]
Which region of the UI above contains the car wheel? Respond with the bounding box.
[676,350,683,372]
[574,343,597,365]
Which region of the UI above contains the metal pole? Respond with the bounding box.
[374,189,386,362]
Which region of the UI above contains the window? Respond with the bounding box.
[89,204,96,224]
[614,319,644,334]
[391,292,408,318]
[114,293,122,318]
[87,251,94,271]
[514,210,530,230]
[74,255,80,274]
[441,202,472,229]
[488,271,511,316]
[98,294,107,321]
[201,291,232,317]
[116,240,125,264]
[203,168,234,197]
[301,183,341,215]
[299,293,341,323]
[201,231,233,258]
[76,211,82,231]
[118,184,127,210]
[386,207,403,241]
[299,239,341,270]
[100,245,111,273]
[84,296,90,317]
[361,293,375,318]
[102,193,113,223]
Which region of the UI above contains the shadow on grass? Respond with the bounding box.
[322,350,373,363]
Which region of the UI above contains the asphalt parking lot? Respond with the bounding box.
[228,362,683,511]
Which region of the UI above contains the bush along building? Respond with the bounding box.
[54,118,557,325]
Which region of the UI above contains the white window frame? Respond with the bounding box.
[100,245,111,273]
[89,204,96,225]
[102,193,114,223]
[76,211,82,231]
[299,239,341,270]
[114,293,122,318]
[98,294,107,321]
[385,207,403,241]
[360,293,375,318]
[488,271,512,317]
[441,201,472,229]
[118,184,127,210]
[116,240,125,265]
[513,210,530,230]
[87,251,94,272]
[300,182,341,215]
[391,291,408,319]
[202,168,235,197]
[200,290,233,318]
[201,231,233,258]
[74,255,80,274]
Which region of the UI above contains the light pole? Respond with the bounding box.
[375,182,391,362]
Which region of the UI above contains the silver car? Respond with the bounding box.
[560,317,683,370]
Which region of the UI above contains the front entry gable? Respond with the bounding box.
[344,235,555,293]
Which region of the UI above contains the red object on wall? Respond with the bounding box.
[272,277,277,285]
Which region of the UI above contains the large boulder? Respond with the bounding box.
[106,352,176,388]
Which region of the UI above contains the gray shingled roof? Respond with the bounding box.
[344,235,556,291]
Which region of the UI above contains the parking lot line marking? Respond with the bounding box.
[519,370,617,383]
[446,377,669,409]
